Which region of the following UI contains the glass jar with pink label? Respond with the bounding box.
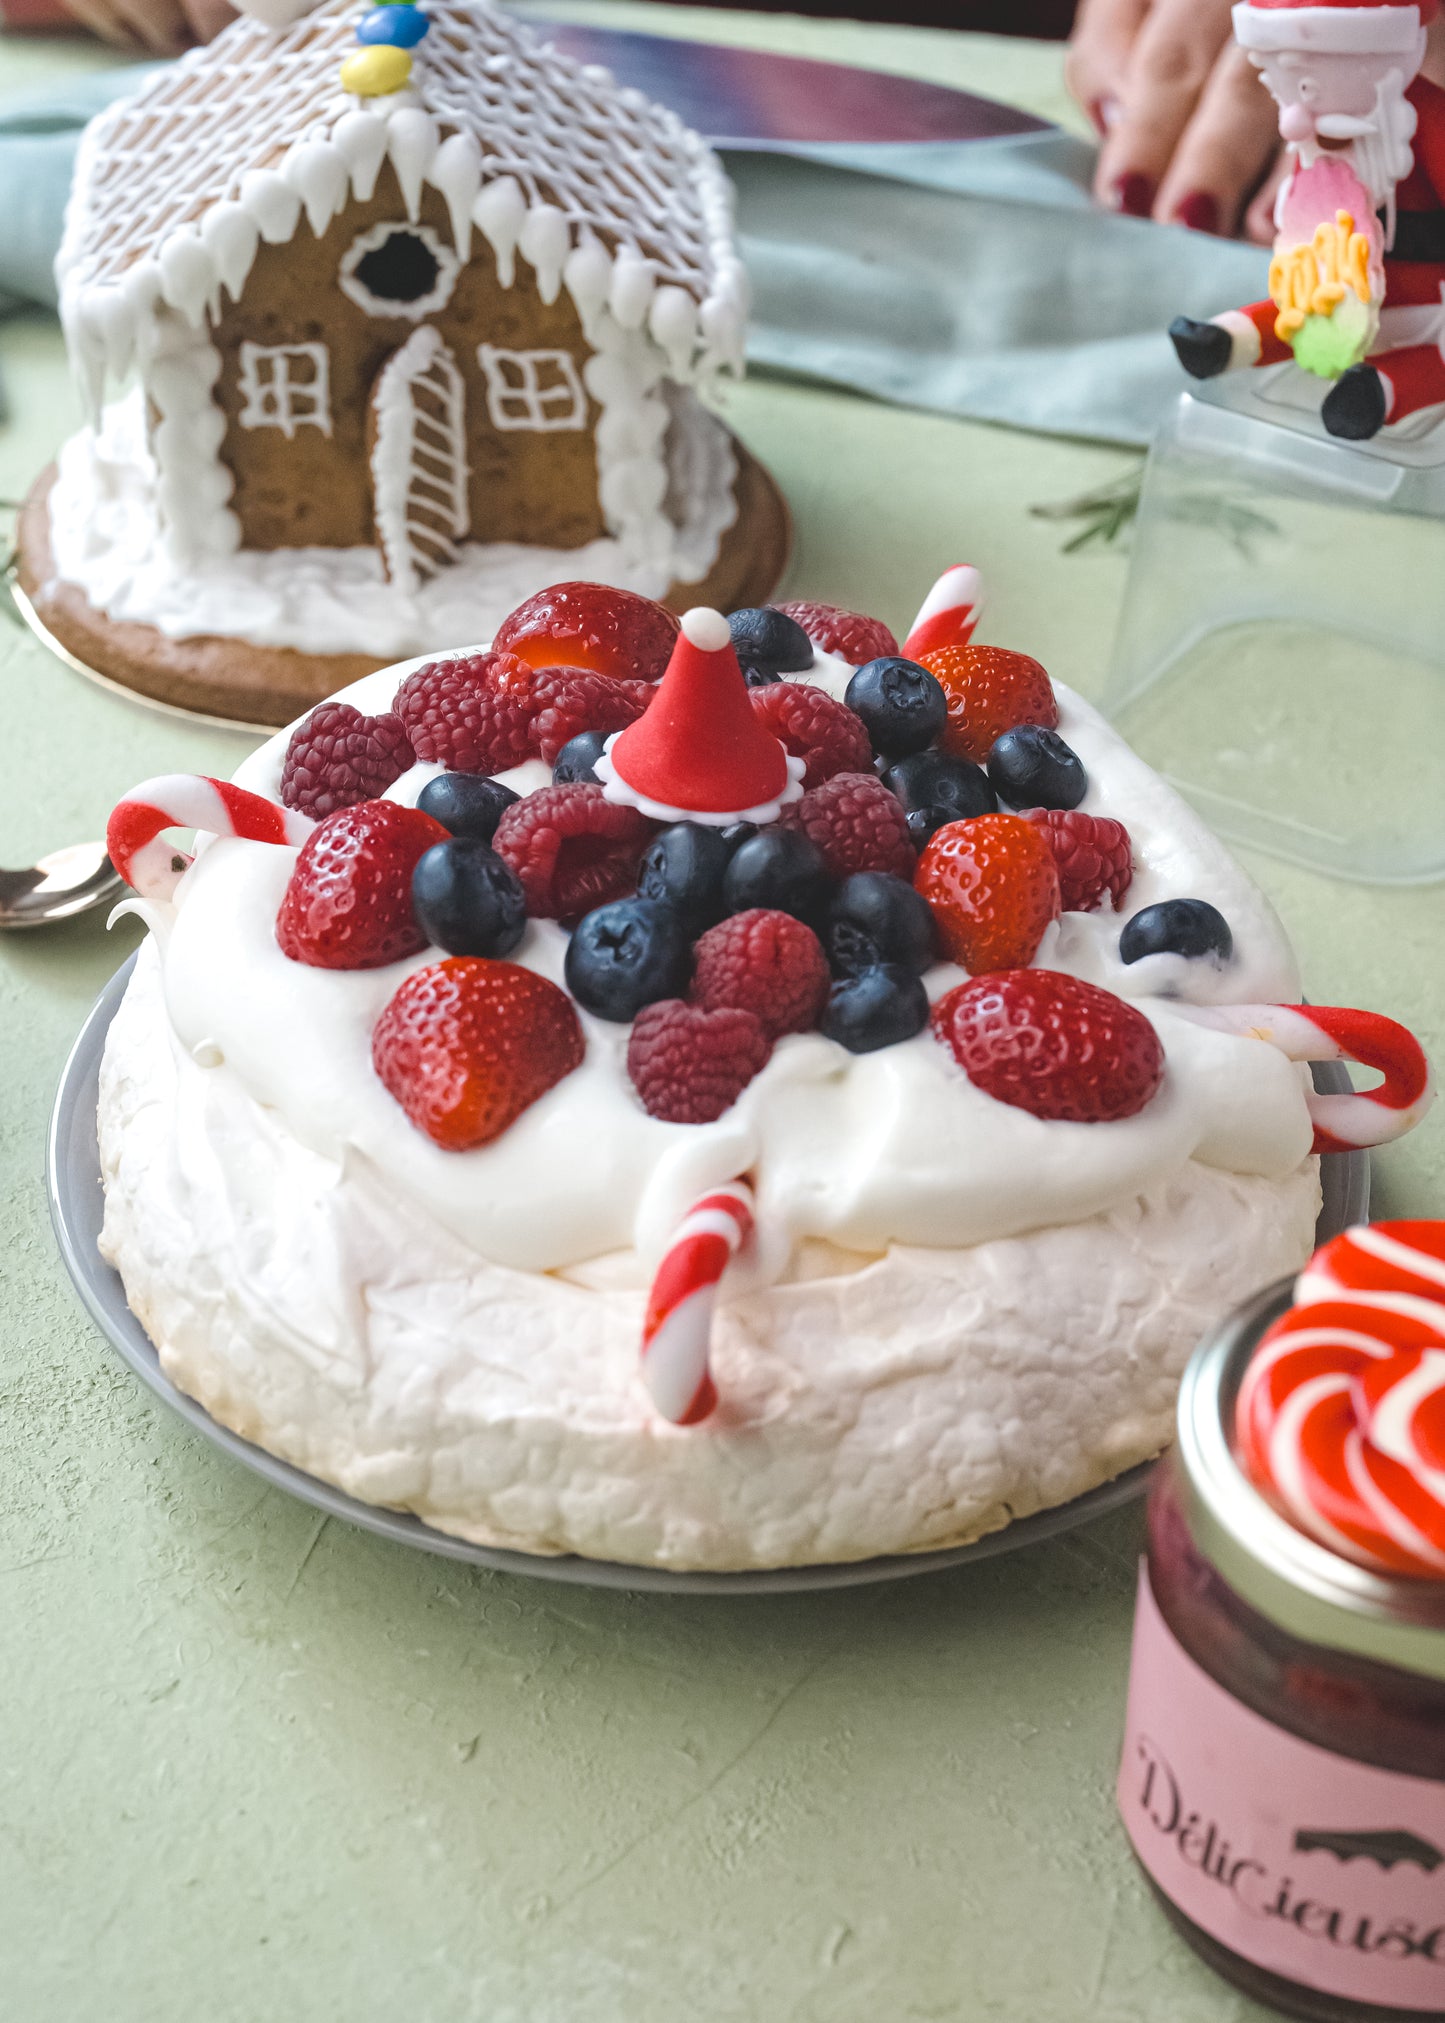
[1118,1225,1445,2022]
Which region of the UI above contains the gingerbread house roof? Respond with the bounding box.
[57,0,746,408]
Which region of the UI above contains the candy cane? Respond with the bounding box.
[901,564,986,662]
[641,1181,754,1425]
[107,775,314,902]
[1168,1002,1433,1154]
[1236,1292,1445,1578]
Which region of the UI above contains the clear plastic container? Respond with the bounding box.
[1100,385,1445,886]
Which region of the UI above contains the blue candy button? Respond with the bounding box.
[356,4,429,48]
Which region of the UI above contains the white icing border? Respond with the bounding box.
[370,324,470,592]
[338,217,461,320]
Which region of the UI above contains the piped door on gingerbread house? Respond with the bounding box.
[369,326,472,594]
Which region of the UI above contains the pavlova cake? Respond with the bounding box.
[96,572,1434,1570]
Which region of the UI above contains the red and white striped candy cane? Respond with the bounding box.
[1168,1002,1433,1154]
[1236,1292,1445,1577]
[641,1181,754,1425]
[107,775,313,902]
[901,564,986,662]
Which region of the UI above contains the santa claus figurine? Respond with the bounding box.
[1170,0,1445,441]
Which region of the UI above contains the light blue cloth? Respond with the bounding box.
[0,66,1270,447]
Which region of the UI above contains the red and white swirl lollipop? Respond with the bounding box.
[1299,1220,1445,1310]
[1237,1275,1445,1579]
[108,775,313,902]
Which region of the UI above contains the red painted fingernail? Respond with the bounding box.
[1110,172,1156,219]
[1175,190,1222,235]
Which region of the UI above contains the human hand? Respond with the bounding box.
[60,0,234,52]
[1066,0,1285,240]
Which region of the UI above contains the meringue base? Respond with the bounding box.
[97,948,1322,1573]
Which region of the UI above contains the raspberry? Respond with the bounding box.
[493,582,679,682]
[1024,810,1133,914]
[931,970,1165,1123]
[779,772,915,880]
[914,813,1061,973]
[529,667,654,766]
[373,957,584,1150]
[627,999,772,1123]
[393,651,537,774]
[774,600,899,666]
[492,784,653,920]
[919,644,1058,765]
[279,702,414,819]
[276,800,445,970]
[689,910,829,1039]
[749,682,873,789]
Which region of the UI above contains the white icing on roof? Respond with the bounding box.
[57,0,746,406]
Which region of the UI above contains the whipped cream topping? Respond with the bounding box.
[132,653,1312,1285]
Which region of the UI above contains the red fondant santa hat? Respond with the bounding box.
[1234,0,1436,53]
[597,607,806,827]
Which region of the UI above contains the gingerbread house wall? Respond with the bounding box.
[206,164,608,557]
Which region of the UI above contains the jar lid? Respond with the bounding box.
[1177,1279,1445,1682]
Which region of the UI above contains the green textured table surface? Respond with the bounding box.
[1,14,1439,2022]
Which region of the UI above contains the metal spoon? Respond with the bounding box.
[0,840,125,929]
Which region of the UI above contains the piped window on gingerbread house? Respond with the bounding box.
[340,222,461,321]
[237,342,332,440]
[478,345,588,432]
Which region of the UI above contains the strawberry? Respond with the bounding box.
[931,970,1165,1123]
[919,644,1058,765]
[773,599,899,665]
[372,958,585,1150]
[275,800,445,970]
[492,582,679,682]
[689,909,830,1038]
[1023,810,1133,914]
[914,813,1061,973]
[627,999,773,1123]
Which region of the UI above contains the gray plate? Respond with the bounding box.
[48,955,1370,1596]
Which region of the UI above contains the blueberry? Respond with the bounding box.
[883,749,996,847]
[416,772,519,844]
[552,730,610,786]
[743,667,783,688]
[844,657,947,760]
[987,725,1087,811]
[722,828,831,924]
[826,872,936,977]
[820,965,930,1054]
[728,606,815,680]
[721,821,759,852]
[637,823,733,929]
[411,838,526,958]
[564,898,692,1021]
[1120,899,1234,966]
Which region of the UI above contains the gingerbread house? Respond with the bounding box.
[33,0,770,716]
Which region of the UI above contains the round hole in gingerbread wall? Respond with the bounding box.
[339,221,461,321]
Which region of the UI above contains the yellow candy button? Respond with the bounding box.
[339,44,413,96]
